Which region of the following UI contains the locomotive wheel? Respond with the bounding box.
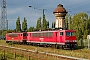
[55,45,60,49]
[44,44,48,47]
[23,40,27,44]
[69,44,73,50]
[62,45,64,49]
[52,44,56,48]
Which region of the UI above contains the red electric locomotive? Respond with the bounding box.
[27,30,77,49]
[6,30,77,49]
[6,32,27,44]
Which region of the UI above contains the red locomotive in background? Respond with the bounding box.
[6,32,27,44]
[6,30,77,49]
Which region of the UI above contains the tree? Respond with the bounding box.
[42,14,48,30]
[52,22,55,28]
[22,17,27,32]
[47,21,49,29]
[70,12,90,40]
[65,14,71,30]
[36,17,41,30]
[7,29,14,33]
[28,26,34,32]
[16,16,21,32]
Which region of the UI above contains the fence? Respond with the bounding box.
[0,45,86,60]
[0,50,47,60]
[77,39,90,47]
[0,47,49,60]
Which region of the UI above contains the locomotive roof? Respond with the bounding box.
[7,32,25,34]
[27,30,76,33]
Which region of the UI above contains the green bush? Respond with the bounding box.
[8,42,13,45]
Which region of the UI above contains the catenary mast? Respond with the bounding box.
[1,0,7,31]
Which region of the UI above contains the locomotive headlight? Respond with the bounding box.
[73,40,77,42]
[66,40,69,42]
[74,40,77,42]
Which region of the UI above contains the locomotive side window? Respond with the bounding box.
[8,34,18,37]
[43,32,53,37]
[32,33,41,37]
[32,32,53,37]
[60,32,63,36]
[32,33,35,37]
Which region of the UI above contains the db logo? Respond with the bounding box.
[39,38,44,41]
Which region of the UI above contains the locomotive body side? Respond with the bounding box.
[6,32,27,44]
[27,31,58,45]
[27,30,77,49]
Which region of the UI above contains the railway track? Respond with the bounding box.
[0,45,88,60]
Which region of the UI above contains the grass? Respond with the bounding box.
[0,49,35,60]
[0,49,58,60]
[0,40,90,59]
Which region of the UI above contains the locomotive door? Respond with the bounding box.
[20,34,23,42]
[23,33,27,40]
[60,32,64,43]
[58,31,65,44]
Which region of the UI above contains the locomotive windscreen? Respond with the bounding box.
[66,32,76,36]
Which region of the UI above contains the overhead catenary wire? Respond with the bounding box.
[5,0,90,14]
[42,0,90,15]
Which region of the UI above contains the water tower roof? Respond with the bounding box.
[53,4,67,13]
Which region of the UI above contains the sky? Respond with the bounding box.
[0,0,90,29]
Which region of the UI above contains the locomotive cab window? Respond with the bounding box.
[72,32,76,36]
[60,32,63,36]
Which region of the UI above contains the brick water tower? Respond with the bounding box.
[53,4,67,29]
